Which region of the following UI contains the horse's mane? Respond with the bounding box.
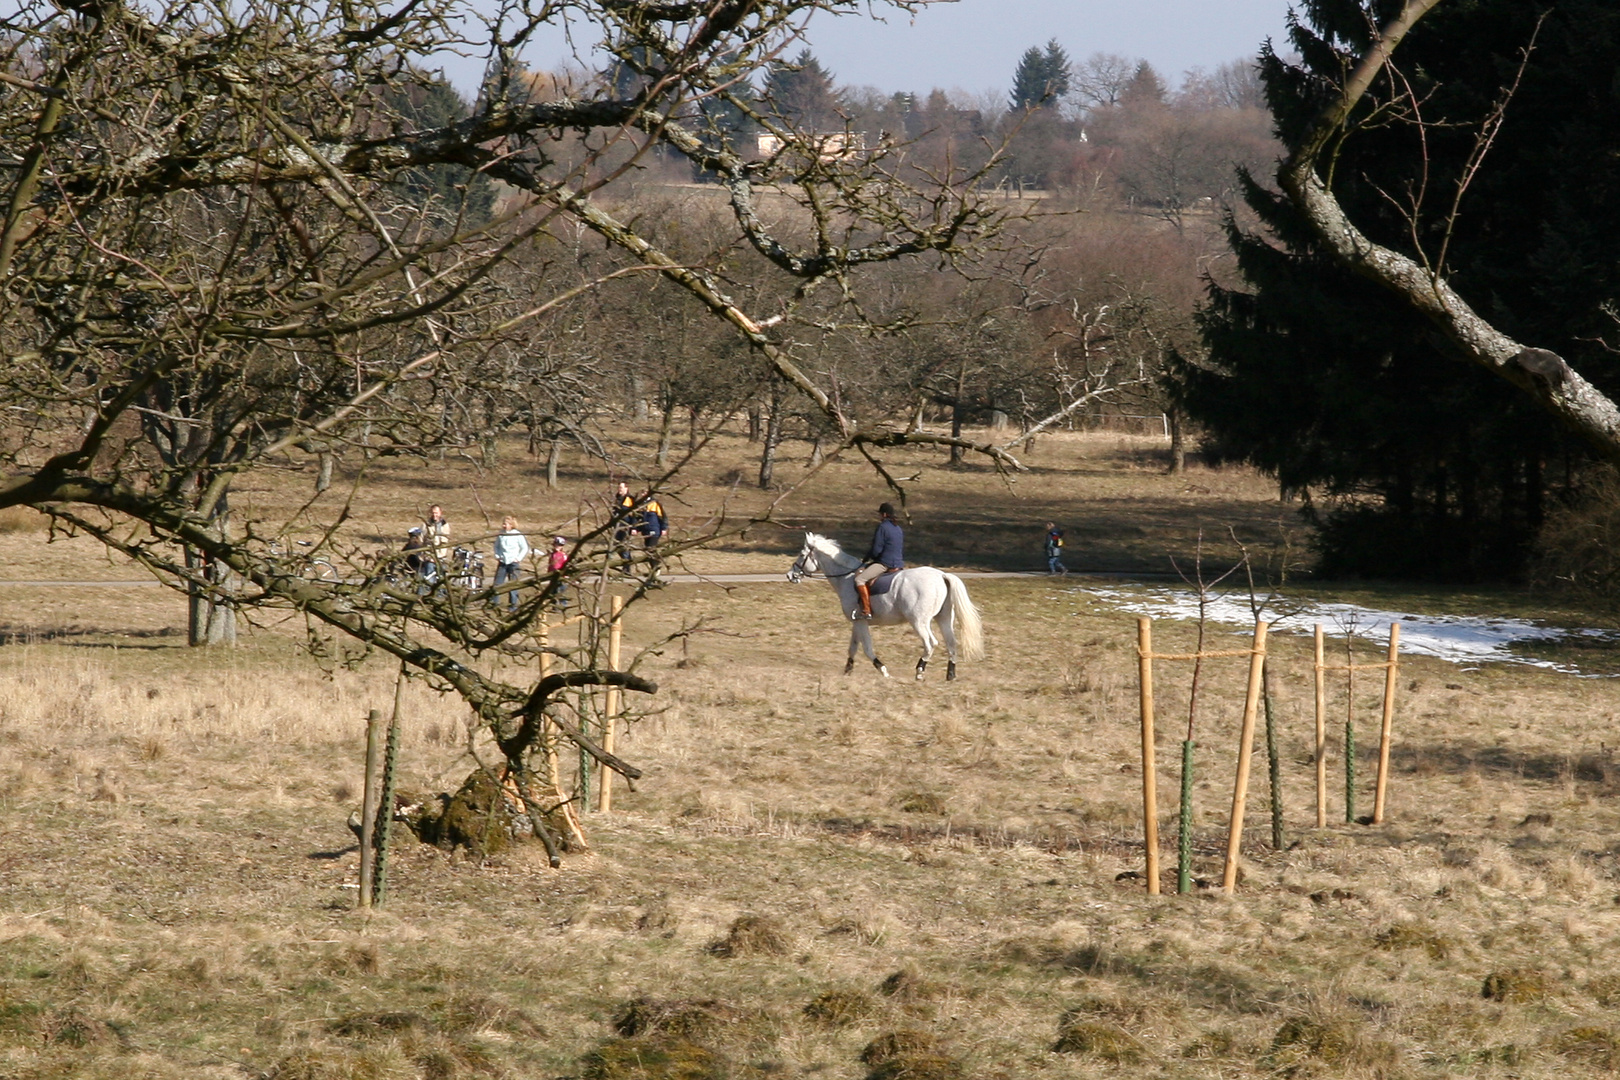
[806,531,861,571]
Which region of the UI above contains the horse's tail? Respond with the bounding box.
[944,573,985,660]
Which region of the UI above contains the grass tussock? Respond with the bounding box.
[579,1037,726,1080]
[708,915,792,958]
[1052,1017,1146,1062]
[802,989,878,1027]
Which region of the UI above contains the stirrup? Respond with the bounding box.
[851,609,871,620]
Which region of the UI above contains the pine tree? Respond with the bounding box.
[1009,39,1071,111]
[762,49,843,130]
[1177,0,1620,581]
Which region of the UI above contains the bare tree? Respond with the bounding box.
[0,0,1022,860]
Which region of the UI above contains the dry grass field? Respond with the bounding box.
[4,429,1620,1080]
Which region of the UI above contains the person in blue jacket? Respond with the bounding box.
[852,502,904,619]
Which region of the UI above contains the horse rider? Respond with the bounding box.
[853,502,904,620]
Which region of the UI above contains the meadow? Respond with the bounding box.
[3,429,1620,1080]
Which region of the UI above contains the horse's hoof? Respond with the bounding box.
[946,661,957,681]
[844,659,855,675]
[873,658,889,677]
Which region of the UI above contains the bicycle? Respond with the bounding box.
[449,546,486,590]
[266,538,340,582]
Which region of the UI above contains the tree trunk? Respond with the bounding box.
[759,381,783,489]
[808,435,824,468]
[316,452,335,493]
[655,390,675,467]
[546,440,561,488]
[187,489,237,647]
[1168,408,1185,474]
[629,373,649,423]
[949,404,965,466]
[688,405,702,452]
[746,399,762,442]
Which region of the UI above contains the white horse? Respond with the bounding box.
[787,532,984,680]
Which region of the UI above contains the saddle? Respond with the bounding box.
[867,567,902,597]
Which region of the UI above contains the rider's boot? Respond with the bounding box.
[853,583,873,620]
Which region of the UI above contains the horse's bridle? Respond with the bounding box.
[787,547,856,584]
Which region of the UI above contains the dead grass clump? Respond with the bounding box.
[1052,1018,1145,1062]
[864,1055,963,1080]
[709,914,791,958]
[895,791,947,815]
[268,1046,395,1080]
[40,1007,121,1049]
[1588,974,1620,1006]
[1182,1029,1238,1059]
[1374,922,1455,959]
[435,994,546,1039]
[988,935,1067,967]
[878,969,947,1003]
[803,989,879,1027]
[1552,1027,1620,1068]
[579,1037,726,1080]
[636,896,679,936]
[613,998,736,1041]
[1482,969,1552,1003]
[1267,1015,1398,1076]
[860,1030,939,1065]
[327,1011,432,1037]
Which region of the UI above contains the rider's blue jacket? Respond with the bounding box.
[866,519,904,570]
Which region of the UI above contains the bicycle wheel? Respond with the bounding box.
[308,559,339,582]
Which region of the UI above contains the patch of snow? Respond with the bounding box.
[1079,586,1619,676]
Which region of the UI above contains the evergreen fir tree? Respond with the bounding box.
[1177,0,1620,581]
[761,49,843,130]
[1009,38,1072,111]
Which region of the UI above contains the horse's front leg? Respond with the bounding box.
[851,622,888,677]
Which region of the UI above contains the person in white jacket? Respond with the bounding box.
[492,515,531,610]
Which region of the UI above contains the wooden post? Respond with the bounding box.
[1137,618,1160,895]
[358,708,383,909]
[1222,621,1269,893]
[539,619,560,789]
[1345,631,1356,824]
[599,595,624,812]
[1313,625,1326,829]
[1372,623,1401,824]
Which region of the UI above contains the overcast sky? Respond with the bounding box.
[442,1,1298,97]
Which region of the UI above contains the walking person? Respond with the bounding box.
[636,489,667,577]
[610,481,636,572]
[852,502,904,620]
[1044,521,1068,575]
[548,536,571,609]
[492,516,531,611]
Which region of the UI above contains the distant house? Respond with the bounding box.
[756,131,867,162]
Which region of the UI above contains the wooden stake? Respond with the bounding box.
[599,595,624,812]
[1372,622,1401,824]
[1313,625,1326,829]
[1222,621,1269,893]
[358,708,382,909]
[539,619,560,789]
[1137,618,1160,895]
